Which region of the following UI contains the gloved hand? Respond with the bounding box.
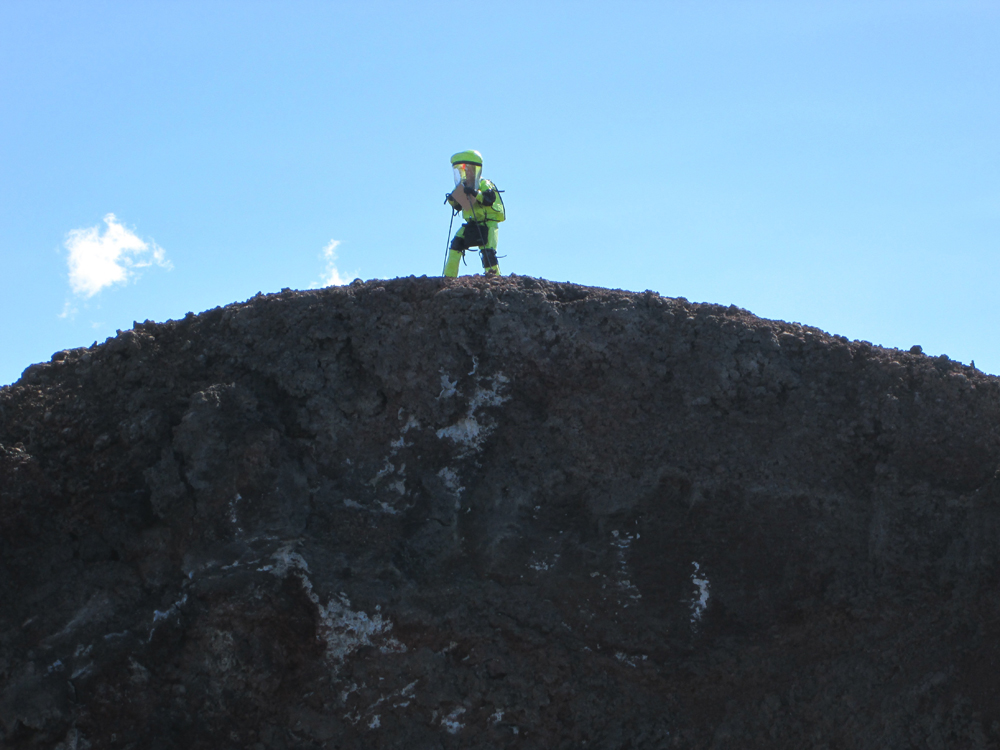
[480,189,496,206]
[463,185,477,196]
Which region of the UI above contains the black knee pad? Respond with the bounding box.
[480,247,498,268]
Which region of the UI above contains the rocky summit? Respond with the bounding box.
[2,274,1000,749]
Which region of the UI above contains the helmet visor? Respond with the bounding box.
[453,162,481,189]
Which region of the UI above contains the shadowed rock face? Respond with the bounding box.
[3,274,1000,749]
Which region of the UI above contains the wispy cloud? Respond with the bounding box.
[65,213,171,298]
[58,299,77,320]
[313,239,351,287]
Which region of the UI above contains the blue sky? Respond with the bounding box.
[2,1,998,385]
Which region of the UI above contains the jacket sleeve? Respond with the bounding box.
[475,180,497,206]
[471,180,505,222]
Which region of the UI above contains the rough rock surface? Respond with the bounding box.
[3,274,1000,749]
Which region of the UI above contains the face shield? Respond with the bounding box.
[453,162,481,189]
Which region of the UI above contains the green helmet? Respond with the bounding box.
[450,150,482,167]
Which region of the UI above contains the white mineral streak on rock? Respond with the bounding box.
[347,682,417,731]
[529,553,559,572]
[311,591,391,664]
[369,459,395,486]
[221,557,250,570]
[441,706,466,734]
[268,543,397,665]
[472,373,509,408]
[152,594,188,623]
[364,458,407,512]
[340,682,359,705]
[229,492,242,528]
[438,372,459,399]
[691,561,710,624]
[208,629,236,672]
[50,592,113,641]
[148,594,188,641]
[389,414,419,453]
[437,467,464,496]
[364,415,419,510]
[615,652,635,667]
[490,709,504,724]
[128,657,151,685]
[438,466,466,510]
[379,637,407,654]
[435,417,483,450]
[610,530,642,607]
[435,373,509,455]
[363,679,417,724]
[389,679,418,708]
[614,651,649,667]
[269,543,311,576]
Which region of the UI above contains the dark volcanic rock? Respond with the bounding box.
[2,274,1000,749]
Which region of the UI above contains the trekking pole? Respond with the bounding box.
[443,205,457,275]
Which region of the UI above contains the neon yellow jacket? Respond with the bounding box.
[448,179,506,223]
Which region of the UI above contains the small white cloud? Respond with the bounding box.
[314,239,350,287]
[64,213,171,298]
[58,299,78,320]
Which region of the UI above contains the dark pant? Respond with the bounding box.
[450,221,498,270]
[450,221,491,250]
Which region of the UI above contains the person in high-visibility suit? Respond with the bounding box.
[444,150,505,277]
